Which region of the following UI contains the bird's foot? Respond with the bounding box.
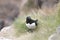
[27,29,33,33]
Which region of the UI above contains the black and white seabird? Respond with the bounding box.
[26,16,38,32]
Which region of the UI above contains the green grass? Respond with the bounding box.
[14,16,28,37]
[13,7,60,40]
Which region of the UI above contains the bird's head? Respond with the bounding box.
[26,16,31,21]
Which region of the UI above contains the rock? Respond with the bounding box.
[48,26,60,40]
[0,37,12,40]
[0,3,19,26]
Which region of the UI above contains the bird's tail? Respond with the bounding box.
[35,19,38,26]
[36,19,38,22]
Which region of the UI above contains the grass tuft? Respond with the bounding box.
[13,4,60,40]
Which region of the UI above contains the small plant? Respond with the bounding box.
[14,17,28,36]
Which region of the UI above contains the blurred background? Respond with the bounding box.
[0,0,60,40]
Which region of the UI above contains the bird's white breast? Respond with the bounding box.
[26,23,36,29]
